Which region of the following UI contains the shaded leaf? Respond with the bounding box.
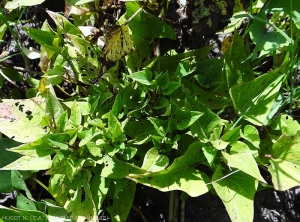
[107,179,136,222]
[269,133,300,190]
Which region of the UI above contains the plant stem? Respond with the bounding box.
[169,191,175,222]
[132,204,148,222]
[169,191,178,222]
[32,177,49,194]
[179,199,185,222]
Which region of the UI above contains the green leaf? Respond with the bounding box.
[154,97,169,109]
[141,147,169,172]
[69,101,82,126]
[212,166,258,222]
[56,111,68,132]
[0,205,49,222]
[175,62,196,78]
[194,59,225,90]
[129,142,211,197]
[230,70,284,125]
[5,0,45,9]
[66,158,85,181]
[8,134,68,157]
[46,91,64,123]
[241,125,260,148]
[47,138,68,150]
[129,70,153,85]
[17,193,37,210]
[155,71,169,90]
[0,97,46,143]
[122,84,141,110]
[42,199,69,222]
[124,120,155,144]
[78,127,101,147]
[209,127,229,150]
[47,10,82,35]
[270,114,300,136]
[186,94,224,142]
[202,143,217,167]
[107,111,125,143]
[123,147,138,160]
[223,31,255,89]
[223,141,266,183]
[153,46,213,73]
[71,174,98,221]
[265,0,300,25]
[64,101,90,116]
[163,81,181,95]
[268,133,300,190]
[182,79,231,109]
[107,179,136,222]
[174,110,203,130]
[44,65,65,86]
[24,28,55,48]
[126,1,176,59]
[0,139,23,192]
[1,155,52,170]
[221,126,241,146]
[101,156,146,178]
[112,92,124,117]
[91,175,112,210]
[148,118,168,137]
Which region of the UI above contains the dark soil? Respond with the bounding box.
[128,185,300,222]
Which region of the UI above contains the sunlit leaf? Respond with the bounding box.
[230,70,284,125]
[5,0,45,10]
[0,97,46,143]
[129,142,211,197]
[212,166,258,222]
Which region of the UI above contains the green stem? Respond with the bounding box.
[179,199,185,222]
[169,191,175,222]
[169,191,178,222]
[32,177,50,194]
[132,204,148,222]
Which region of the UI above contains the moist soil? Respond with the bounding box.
[0,1,300,222]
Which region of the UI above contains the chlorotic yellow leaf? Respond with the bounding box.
[221,35,234,53]
[105,25,133,62]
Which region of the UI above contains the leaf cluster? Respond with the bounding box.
[0,0,300,222]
